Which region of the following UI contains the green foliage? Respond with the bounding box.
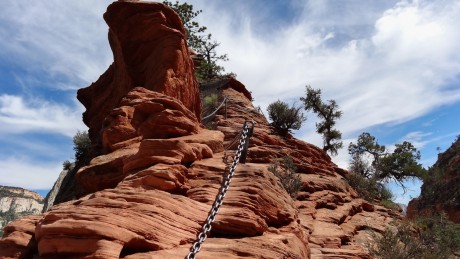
[0,187,21,200]
[267,100,305,137]
[348,132,385,172]
[414,213,460,257]
[202,93,219,112]
[194,34,229,81]
[201,93,220,129]
[62,160,72,170]
[345,173,393,201]
[380,199,400,210]
[268,156,302,197]
[348,132,426,190]
[348,153,373,179]
[370,215,460,259]
[163,1,228,82]
[162,0,206,50]
[300,85,343,156]
[73,130,91,166]
[378,141,425,181]
[369,221,421,259]
[59,131,91,175]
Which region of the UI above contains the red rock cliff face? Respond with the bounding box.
[407,137,460,223]
[0,2,401,258]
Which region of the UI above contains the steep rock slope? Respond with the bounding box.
[0,2,400,258]
[407,136,460,222]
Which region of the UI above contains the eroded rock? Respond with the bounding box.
[0,1,402,258]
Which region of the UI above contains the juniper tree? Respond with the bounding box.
[300,86,343,156]
[348,132,426,190]
[162,0,206,49]
[267,100,305,137]
[73,130,91,166]
[163,1,228,81]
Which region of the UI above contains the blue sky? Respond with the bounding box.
[0,0,459,204]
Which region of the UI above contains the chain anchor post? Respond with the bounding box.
[239,120,254,164]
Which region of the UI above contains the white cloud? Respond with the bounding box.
[190,0,460,140]
[400,131,433,149]
[0,0,113,88]
[0,94,86,137]
[0,156,62,190]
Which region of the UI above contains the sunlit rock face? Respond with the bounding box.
[77,1,201,149]
[0,2,402,258]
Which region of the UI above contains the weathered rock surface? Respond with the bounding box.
[0,1,402,258]
[0,197,42,216]
[0,186,43,222]
[407,136,460,223]
[41,164,87,212]
[77,1,201,148]
[0,215,41,258]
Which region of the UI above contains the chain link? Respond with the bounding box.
[186,121,253,259]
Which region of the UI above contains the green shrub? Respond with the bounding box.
[370,215,460,259]
[202,93,219,114]
[73,130,91,165]
[369,221,420,259]
[62,160,72,170]
[267,100,305,136]
[414,213,460,258]
[345,173,393,201]
[381,199,400,211]
[268,156,302,197]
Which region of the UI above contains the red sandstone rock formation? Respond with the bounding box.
[77,1,201,147]
[0,1,402,258]
[407,137,460,223]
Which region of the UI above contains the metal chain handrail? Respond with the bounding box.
[186,121,254,259]
[201,96,228,121]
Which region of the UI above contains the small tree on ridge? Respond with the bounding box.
[300,85,343,156]
[267,100,306,137]
[348,132,426,191]
[163,0,229,81]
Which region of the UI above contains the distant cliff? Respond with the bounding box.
[407,136,460,222]
[0,186,43,236]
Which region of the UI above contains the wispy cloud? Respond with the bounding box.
[192,0,460,139]
[400,131,433,149]
[0,94,86,137]
[0,156,62,189]
[0,0,112,89]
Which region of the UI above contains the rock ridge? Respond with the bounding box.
[407,136,460,222]
[0,2,402,258]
